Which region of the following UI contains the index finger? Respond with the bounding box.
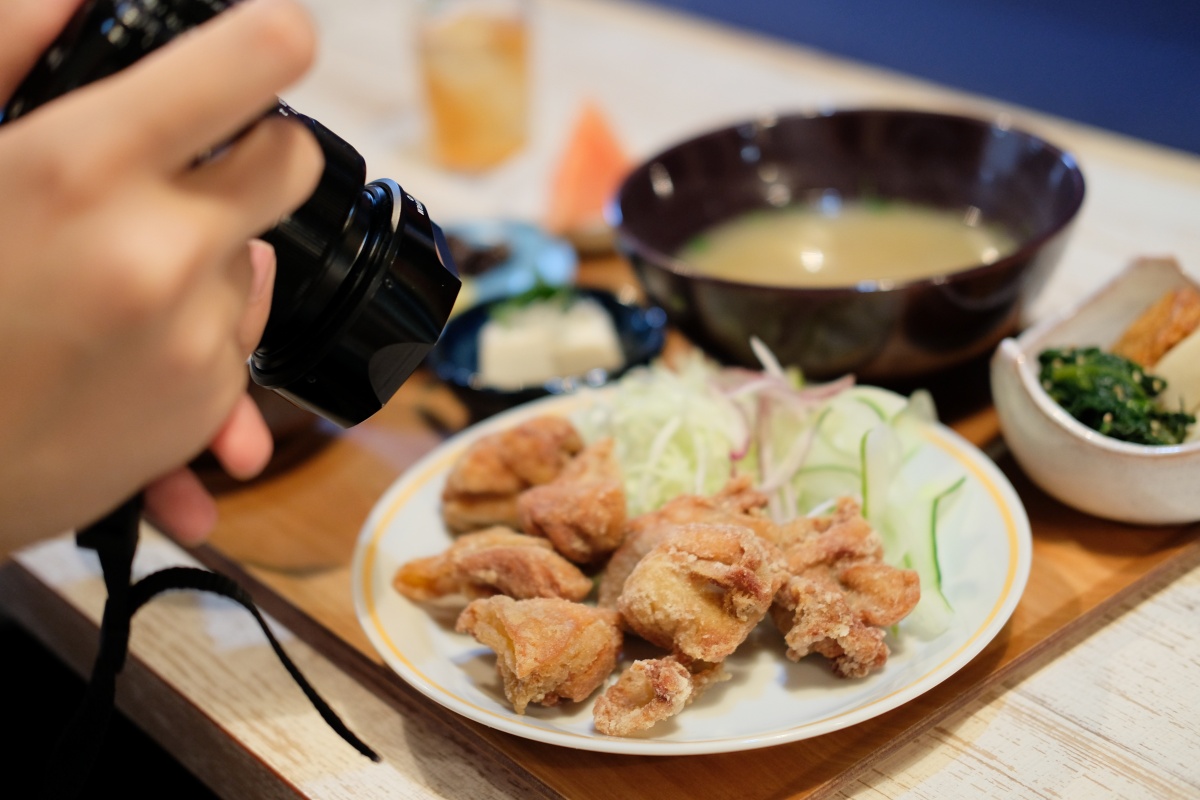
[83,0,317,172]
[0,0,82,102]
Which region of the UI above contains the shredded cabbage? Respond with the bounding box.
[578,340,962,637]
[577,353,743,514]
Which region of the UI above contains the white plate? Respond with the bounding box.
[352,391,1032,755]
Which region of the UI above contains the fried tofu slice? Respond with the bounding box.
[456,596,622,714]
[517,437,627,564]
[593,656,728,737]
[1111,284,1200,367]
[441,415,584,533]
[617,523,788,662]
[392,526,592,602]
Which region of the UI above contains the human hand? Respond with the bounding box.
[142,240,278,546]
[0,0,323,554]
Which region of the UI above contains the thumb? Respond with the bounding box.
[239,238,277,356]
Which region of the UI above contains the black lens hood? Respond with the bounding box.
[250,180,460,426]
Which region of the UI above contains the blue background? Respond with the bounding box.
[641,0,1200,155]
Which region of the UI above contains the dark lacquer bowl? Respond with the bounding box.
[427,288,668,421]
[610,108,1086,383]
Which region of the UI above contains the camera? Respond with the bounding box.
[1,0,461,427]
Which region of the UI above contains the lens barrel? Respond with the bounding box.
[2,0,461,427]
[254,176,460,426]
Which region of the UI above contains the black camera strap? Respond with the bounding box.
[44,494,378,799]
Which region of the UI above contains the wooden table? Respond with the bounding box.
[4,0,1200,797]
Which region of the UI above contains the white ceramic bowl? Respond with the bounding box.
[990,257,1200,525]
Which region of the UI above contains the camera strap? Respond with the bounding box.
[43,494,379,799]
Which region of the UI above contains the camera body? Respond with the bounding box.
[3,0,461,427]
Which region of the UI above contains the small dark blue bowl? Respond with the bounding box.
[427,288,668,421]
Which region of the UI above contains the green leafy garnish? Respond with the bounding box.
[1038,347,1195,445]
[489,281,575,325]
[861,195,892,213]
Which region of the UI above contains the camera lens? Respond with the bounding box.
[2,0,461,427]
[252,113,461,425]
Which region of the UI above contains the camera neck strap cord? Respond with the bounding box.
[44,494,379,799]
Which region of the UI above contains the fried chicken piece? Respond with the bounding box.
[771,571,890,678]
[595,657,691,736]
[1111,284,1200,367]
[769,498,920,678]
[631,476,777,541]
[517,438,626,563]
[592,655,729,737]
[840,562,922,627]
[456,596,622,714]
[774,496,884,572]
[617,523,788,662]
[442,415,584,533]
[597,477,776,608]
[597,525,668,609]
[441,494,523,536]
[392,527,592,602]
[445,415,585,494]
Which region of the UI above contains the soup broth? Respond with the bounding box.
[678,201,1016,287]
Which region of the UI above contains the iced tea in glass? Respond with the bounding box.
[418,0,529,172]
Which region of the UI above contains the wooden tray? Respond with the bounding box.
[200,264,1200,800]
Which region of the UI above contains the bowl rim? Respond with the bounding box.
[608,106,1087,297]
[999,258,1200,459]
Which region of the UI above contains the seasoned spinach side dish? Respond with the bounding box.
[1038,347,1196,445]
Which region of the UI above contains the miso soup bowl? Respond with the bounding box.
[610,108,1086,383]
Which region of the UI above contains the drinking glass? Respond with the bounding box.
[417,0,530,172]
